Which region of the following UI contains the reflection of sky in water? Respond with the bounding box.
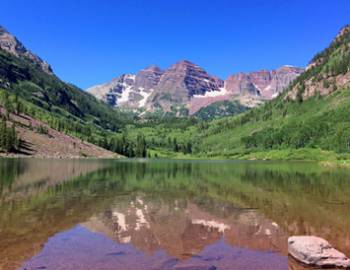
[20,225,288,270]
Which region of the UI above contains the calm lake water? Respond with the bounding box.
[0,159,350,270]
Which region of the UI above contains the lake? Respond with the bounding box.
[0,158,349,270]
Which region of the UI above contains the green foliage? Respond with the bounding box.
[194,100,248,120]
[240,148,341,161]
[135,133,147,157]
[175,26,350,160]
[122,112,198,158]
[242,120,330,150]
[323,79,330,89]
[0,48,138,154]
[290,26,350,93]
[296,84,304,103]
[106,133,148,158]
[0,119,19,153]
[0,48,135,131]
[192,87,350,159]
[36,125,49,135]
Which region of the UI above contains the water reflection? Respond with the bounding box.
[82,195,287,259]
[0,158,107,202]
[0,159,349,270]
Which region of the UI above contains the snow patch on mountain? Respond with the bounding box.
[138,88,153,108]
[193,87,228,98]
[87,61,304,114]
[118,79,134,103]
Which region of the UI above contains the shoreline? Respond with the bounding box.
[1,152,350,169]
[0,153,122,160]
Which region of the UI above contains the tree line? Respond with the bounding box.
[98,133,148,158]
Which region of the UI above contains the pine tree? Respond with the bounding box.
[186,142,192,154]
[135,134,147,157]
[296,85,304,104]
[2,93,12,119]
[11,123,18,149]
[0,119,17,152]
[167,137,172,148]
[0,118,6,150]
[14,95,22,115]
[173,138,179,152]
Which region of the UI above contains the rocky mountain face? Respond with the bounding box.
[87,65,163,108]
[225,66,305,99]
[88,61,304,115]
[287,25,350,101]
[0,26,52,74]
[147,60,224,111]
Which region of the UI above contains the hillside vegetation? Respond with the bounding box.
[194,100,248,120]
[0,48,138,143]
[0,47,146,157]
[190,25,350,160]
[131,25,350,161]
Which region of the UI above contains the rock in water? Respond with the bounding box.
[288,236,350,269]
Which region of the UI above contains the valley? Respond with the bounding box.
[0,24,350,162]
[1,3,350,270]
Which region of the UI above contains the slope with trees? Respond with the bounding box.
[190,25,350,160]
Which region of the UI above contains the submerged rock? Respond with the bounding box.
[288,236,350,269]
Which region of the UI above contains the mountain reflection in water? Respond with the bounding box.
[0,159,349,270]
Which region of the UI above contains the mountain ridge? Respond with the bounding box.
[0,26,52,74]
[1,22,350,160]
[286,25,350,101]
[87,61,304,115]
[0,24,136,157]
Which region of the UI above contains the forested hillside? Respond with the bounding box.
[190,25,350,160]
[0,48,136,131]
[0,27,140,156]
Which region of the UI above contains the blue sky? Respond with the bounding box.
[1,0,349,89]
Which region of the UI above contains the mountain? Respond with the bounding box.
[87,61,303,115]
[146,60,224,112]
[0,25,136,157]
[87,65,163,109]
[0,25,136,129]
[3,22,349,160]
[0,26,52,74]
[190,24,350,159]
[191,65,304,111]
[286,25,350,101]
[225,66,304,99]
[87,60,225,112]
